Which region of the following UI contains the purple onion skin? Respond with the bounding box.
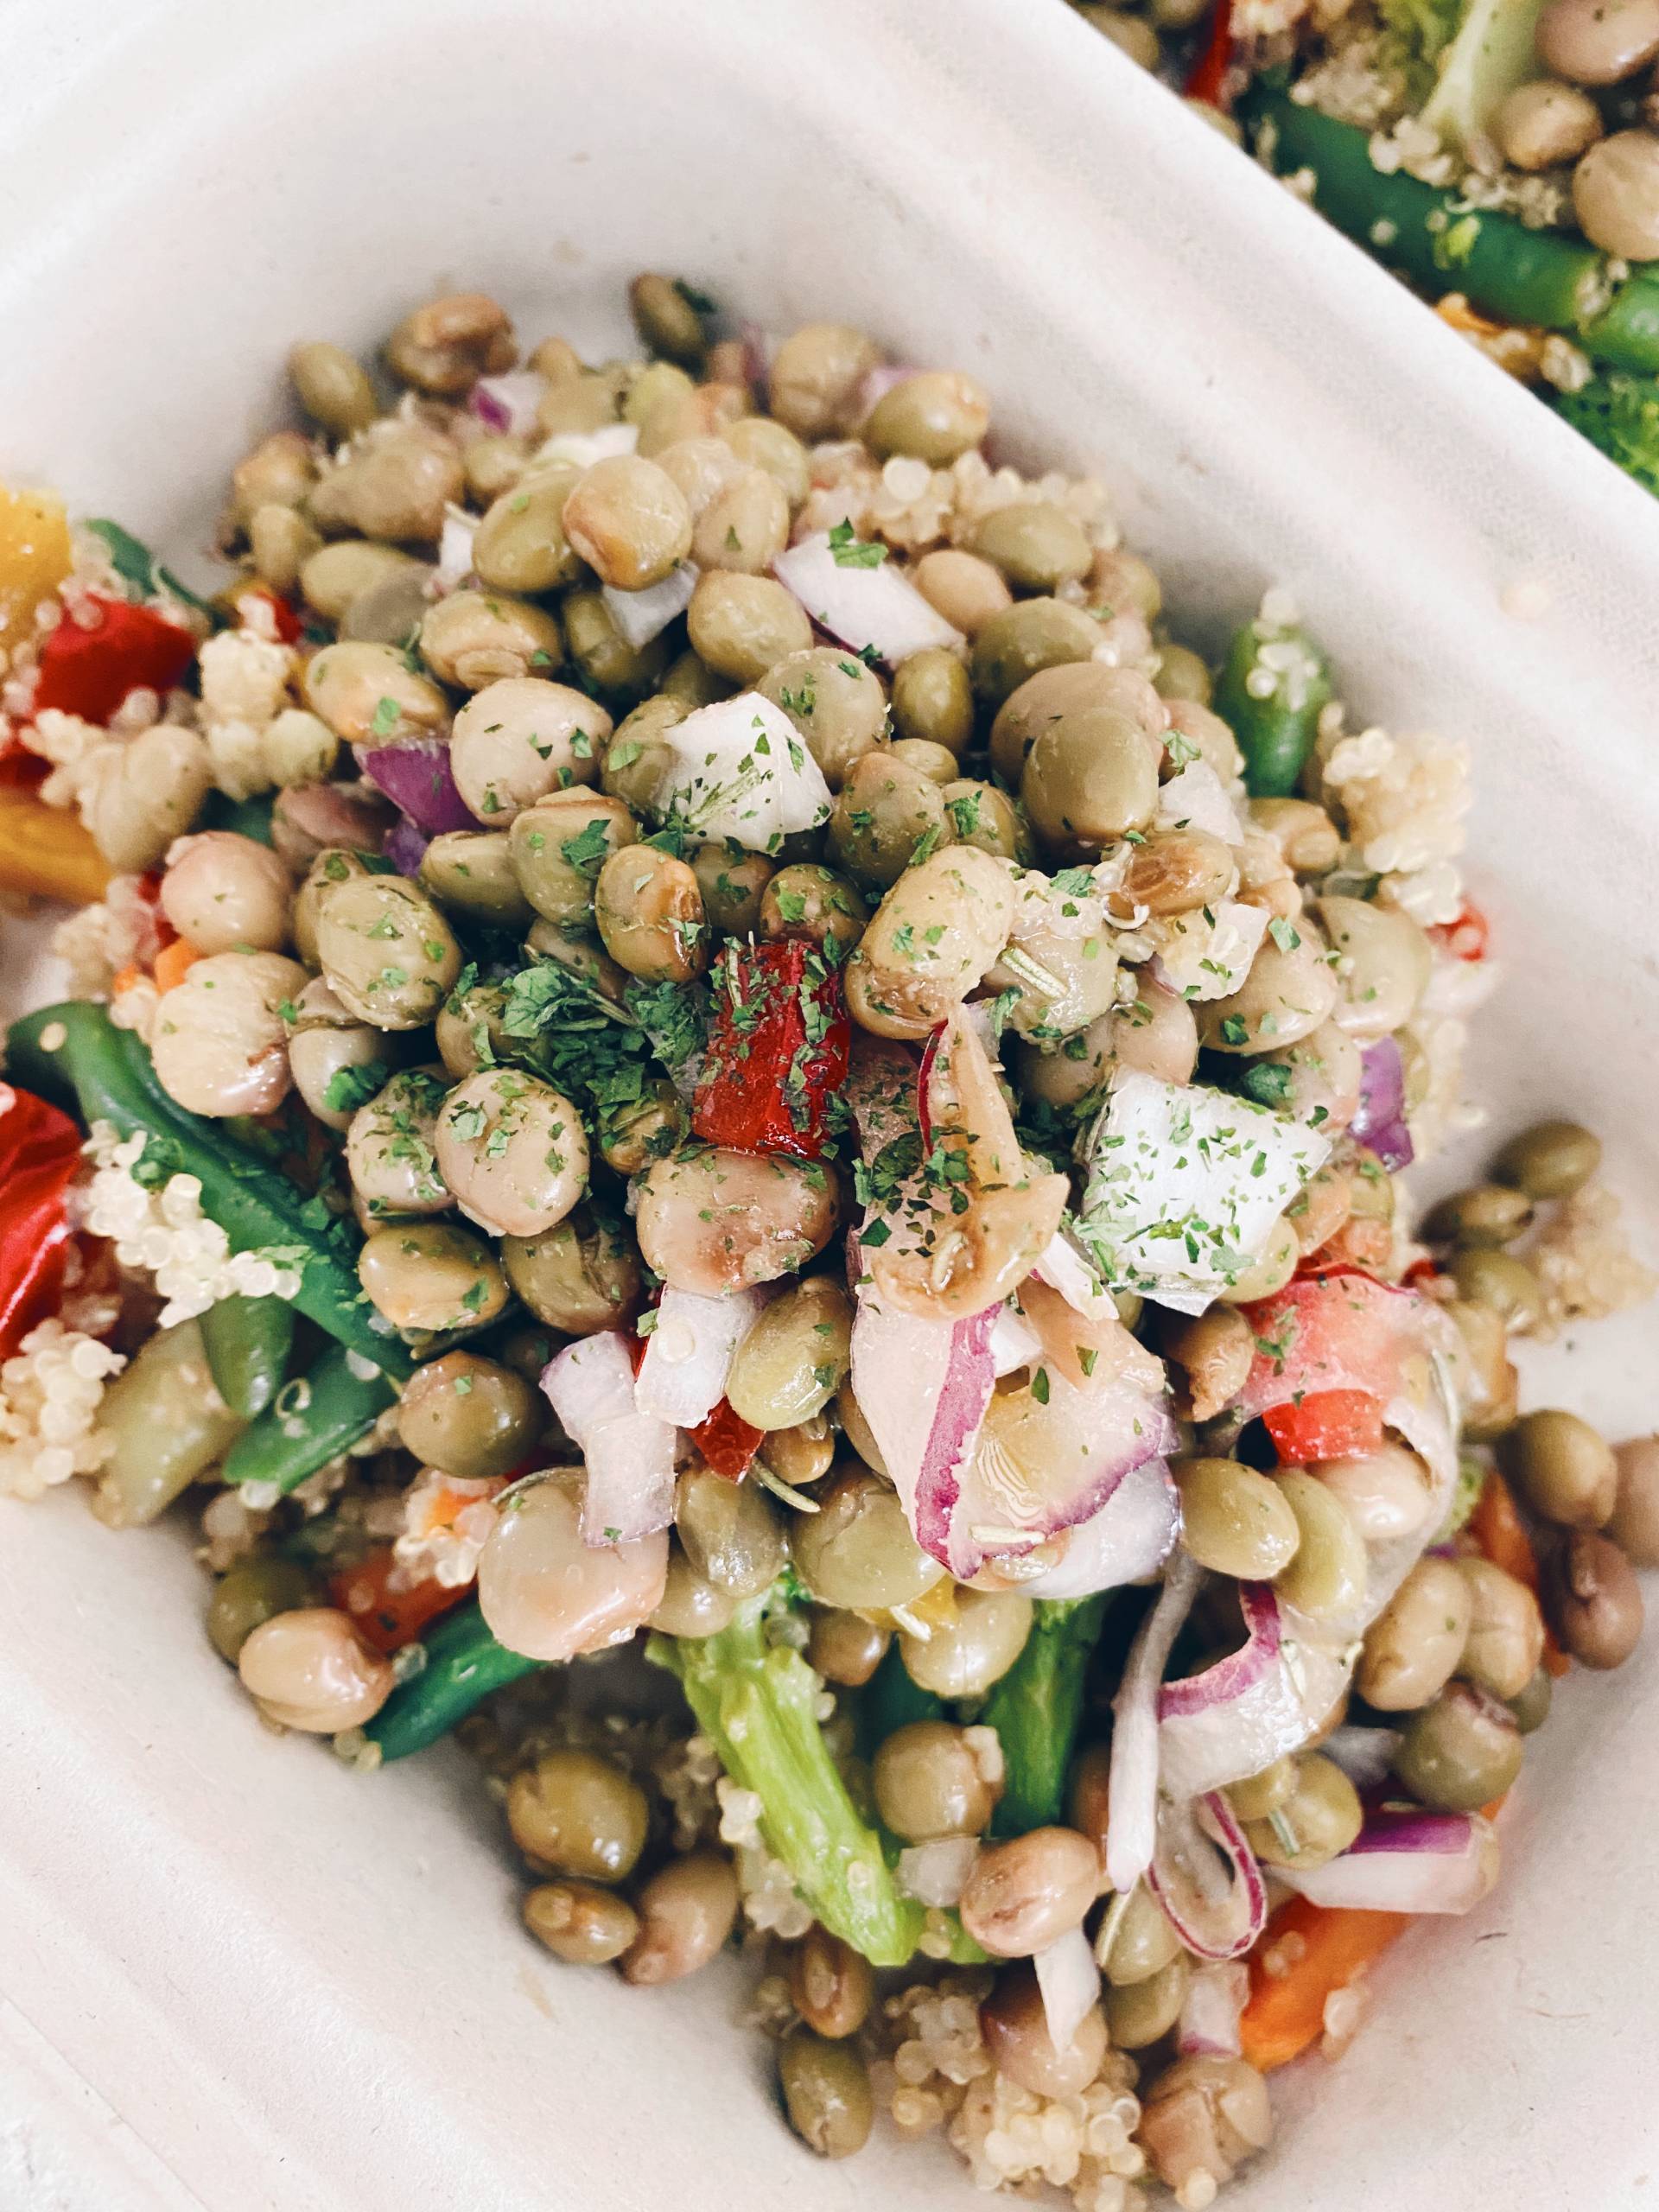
[1352,1037,1414,1170]
[382,817,430,877]
[355,740,479,837]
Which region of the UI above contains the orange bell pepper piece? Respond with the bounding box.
[1239,1897,1408,2072]
[1471,1470,1570,1676]
[328,1546,471,1656]
[0,785,110,905]
[0,485,71,654]
[153,938,203,994]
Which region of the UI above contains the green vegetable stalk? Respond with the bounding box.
[200,1294,296,1419]
[859,1641,945,1753]
[981,1596,1108,1836]
[364,1602,543,1763]
[8,1001,410,1378]
[1212,610,1331,798]
[651,1598,925,1967]
[223,1340,396,1493]
[1551,367,1659,493]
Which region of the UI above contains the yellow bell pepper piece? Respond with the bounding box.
[0,786,110,905]
[0,484,73,655]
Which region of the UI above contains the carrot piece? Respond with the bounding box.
[1471,1470,1571,1676]
[1239,1898,1408,2072]
[152,938,202,994]
[328,1546,470,1656]
[111,963,143,996]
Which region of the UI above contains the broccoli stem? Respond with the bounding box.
[1242,82,1659,376]
[981,1596,1109,1837]
[650,1600,925,1967]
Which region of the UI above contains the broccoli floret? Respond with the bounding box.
[1553,368,1659,497]
[1376,0,1466,108]
[1419,0,1548,150]
[649,1594,925,1966]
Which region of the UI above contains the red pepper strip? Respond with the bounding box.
[234,586,304,645]
[33,593,196,725]
[1185,0,1236,105]
[0,1084,85,1358]
[0,742,47,791]
[628,1318,763,1479]
[691,938,849,1160]
[1263,1387,1385,1465]
[1428,899,1490,963]
[328,1545,471,1656]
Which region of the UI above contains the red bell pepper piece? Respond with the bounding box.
[690,938,849,1160]
[328,1545,471,1656]
[1428,899,1490,963]
[235,586,305,645]
[0,1084,85,1358]
[34,593,196,725]
[1185,0,1236,105]
[1263,1387,1385,1465]
[687,1396,765,1481]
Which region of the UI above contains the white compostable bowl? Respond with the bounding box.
[1,3,1656,2208]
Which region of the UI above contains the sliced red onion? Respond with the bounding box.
[1034,1926,1101,2055]
[1178,1961,1249,2056]
[541,1330,677,1548]
[853,362,918,419]
[1148,899,1269,1012]
[469,371,544,437]
[1155,761,1243,845]
[381,817,430,878]
[773,531,963,667]
[849,1298,995,1563]
[1106,1552,1200,1896]
[989,1300,1044,1377]
[435,506,477,593]
[1033,1229,1116,1319]
[601,563,697,651]
[1158,1582,1357,1801]
[1020,1458,1179,1599]
[896,1836,978,1907]
[1320,1724,1404,1790]
[634,1285,769,1429]
[355,739,478,836]
[1281,1808,1499,1915]
[739,321,773,395]
[1350,1036,1414,1171]
[653,692,832,849]
[1146,1790,1268,1962]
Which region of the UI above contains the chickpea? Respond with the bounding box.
[343,1065,449,1215]
[449,677,609,824]
[502,1206,640,1334]
[633,1149,838,1295]
[508,1749,649,1882]
[359,1220,506,1333]
[231,429,317,527]
[1273,1472,1366,1623]
[1610,1434,1659,1567]
[283,343,374,449]
[901,1589,1033,1698]
[674,1463,787,1597]
[789,1927,874,2041]
[1020,707,1162,855]
[478,1473,666,1660]
[723,1277,852,1433]
[958,1828,1102,1957]
[828,753,946,891]
[1393,1681,1522,1809]
[1104,1956,1189,2049]
[79,722,212,873]
[1160,1306,1254,1423]
[1493,1117,1602,1199]
[690,467,789,575]
[971,598,1103,713]
[1357,1556,1472,1711]
[1546,1529,1645,1669]
[597,1078,685,1176]
[150,950,308,1118]
[873,1721,1004,1841]
[981,1966,1109,2099]
[758,646,889,787]
[261,707,338,789]
[302,640,448,749]
[763,1415,835,1490]
[315,874,461,1030]
[237,1607,393,1732]
[890,645,976,756]
[524,1880,640,1966]
[686,571,812,683]
[866,371,991,465]
[778,2031,874,2160]
[1215,1217,1300,1306]
[207,1556,318,1665]
[912,547,1014,636]
[1224,1758,1298,1824]
[1248,796,1341,874]
[309,423,465,543]
[385,291,515,394]
[601,693,687,807]
[418,588,563,692]
[1455,1555,1545,1700]
[1138,2055,1274,2201]
[433,1069,587,1240]
[767,323,880,440]
[558,454,693,591]
[808,1609,891,1688]
[397,1351,541,1480]
[942,779,1030,865]
[158,831,290,955]
[721,416,811,505]
[690,842,772,936]
[969,500,1091,592]
[791,1467,944,1611]
[1423,1182,1535,1247]
[1495,77,1604,170]
[758,862,868,954]
[1504,1407,1618,1529]
[594,844,708,982]
[620,1851,740,1985]
[649,1545,741,1637]
[1201,926,1339,1055]
[472,467,584,594]
[844,844,1016,1039]
[1311,895,1431,1042]
[1243,1753,1362,1872]
[1173,1458,1301,1580]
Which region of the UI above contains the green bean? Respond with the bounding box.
[363,1602,543,1762]
[221,1341,397,1493]
[7,1002,410,1377]
[199,1294,296,1419]
[200,790,277,847]
[1212,613,1331,798]
[858,1640,945,1756]
[981,1596,1108,1836]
